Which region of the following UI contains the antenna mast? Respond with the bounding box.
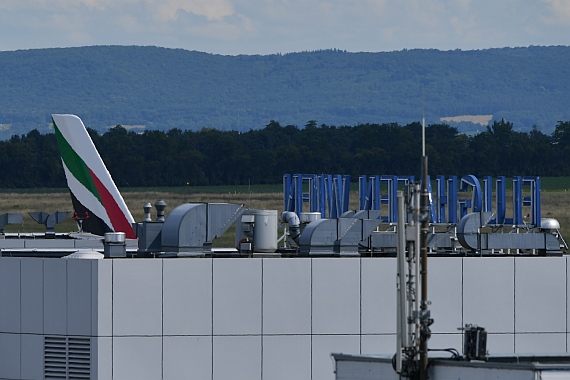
[419,91,431,380]
[394,90,432,380]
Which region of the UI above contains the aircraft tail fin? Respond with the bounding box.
[52,114,136,239]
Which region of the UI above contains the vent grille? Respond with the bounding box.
[44,336,91,379]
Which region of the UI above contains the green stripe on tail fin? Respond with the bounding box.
[52,114,136,239]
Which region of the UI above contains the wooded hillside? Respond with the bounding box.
[0,46,568,140]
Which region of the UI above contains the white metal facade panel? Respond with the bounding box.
[463,257,515,333]
[43,259,67,335]
[0,258,20,333]
[360,334,396,355]
[213,336,262,380]
[262,258,311,335]
[92,259,112,337]
[112,336,162,380]
[0,333,20,379]
[312,258,361,335]
[24,240,75,248]
[74,240,105,248]
[515,257,566,333]
[428,333,463,353]
[112,259,163,336]
[515,333,567,354]
[92,337,112,380]
[360,258,396,334]
[0,240,24,249]
[20,258,43,334]
[432,365,534,380]
[6,255,570,380]
[567,257,570,334]
[540,372,570,379]
[334,356,400,380]
[67,259,92,336]
[428,257,463,334]
[163,336,212,380]
[262,335,311,380]
[163,258,213,336]
[312,335,360,380]
[486,333,515,354]
[213,258,262,335]
[20,334,43,380]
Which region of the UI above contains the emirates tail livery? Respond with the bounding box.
[52,114,136,239]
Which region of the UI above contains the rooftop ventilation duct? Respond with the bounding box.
[161,203,245,255]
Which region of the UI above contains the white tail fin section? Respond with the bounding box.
[52,114,136,239]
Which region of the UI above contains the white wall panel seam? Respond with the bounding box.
[461,257,464,345]
[111,259,114,380]
[211,258,214,380]
[261,258,264,380]
[19,259,22,378]
[359,258,362,355]
[310,258,313,380]
[161,259,164,380]
[510,257,515,351]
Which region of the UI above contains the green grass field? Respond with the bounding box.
[2,176,569,194]
[539,177,570,191]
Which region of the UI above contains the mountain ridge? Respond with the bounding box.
[0,45,568,139]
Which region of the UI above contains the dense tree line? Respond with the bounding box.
[0,119,569,188]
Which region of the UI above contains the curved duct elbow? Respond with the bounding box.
[282,211,300,228]
[457,212,493,251]
[281,211,301,243]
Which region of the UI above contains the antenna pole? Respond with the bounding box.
[422,88,426,157]
[419,101,431,380]
[393,91,432,380]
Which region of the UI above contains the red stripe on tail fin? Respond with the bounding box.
[89,168,136,239]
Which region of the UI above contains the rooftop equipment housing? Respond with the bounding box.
[160,203,245,255]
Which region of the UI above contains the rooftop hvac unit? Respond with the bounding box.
[236,210,278,253]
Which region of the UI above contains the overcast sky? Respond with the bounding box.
[0,0,569,55]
